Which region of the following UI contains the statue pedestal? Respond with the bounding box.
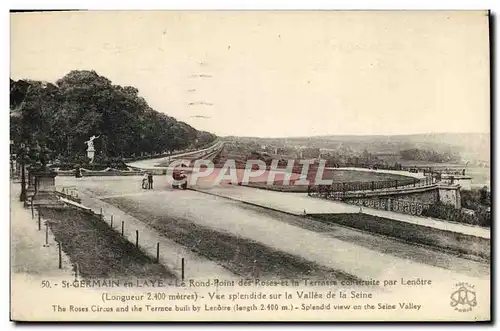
[437,183,462,209]
[87,148,95,163]
[31,170,63,208]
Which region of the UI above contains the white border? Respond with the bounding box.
[2,1,498,330]
[2,0,497,10]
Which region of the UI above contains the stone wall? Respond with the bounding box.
[312,183,462,215]
[343,197,429,216]
[341,188,439,209]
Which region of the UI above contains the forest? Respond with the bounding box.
[10,70,217,164]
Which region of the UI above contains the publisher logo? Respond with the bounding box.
[450,282,477,312]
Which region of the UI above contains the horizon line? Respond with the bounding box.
[219,131,491,139]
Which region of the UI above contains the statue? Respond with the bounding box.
[85,135,99,150]
[85,135,99,163]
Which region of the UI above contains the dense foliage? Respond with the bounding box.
[423,188,491,228]
[10,70,217,162]
[461,187,491,209]
[400,148,460,163]
[422,201,490,228]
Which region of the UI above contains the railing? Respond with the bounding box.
[55,187,82,204]
[56,168,148,177]
[307,178,436,216]
[325,162,467,176]
[180,144,224,161]
[432,169,467,176]
[326,162,403,170]
[308,177,434,196]
[124,140,221,162]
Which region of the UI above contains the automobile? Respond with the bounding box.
[172,169,188,189]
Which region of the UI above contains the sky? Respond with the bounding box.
[10,11,490,138]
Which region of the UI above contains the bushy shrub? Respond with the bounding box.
[423,201,490,227]
[92,154,129,170]
[461,188,491,209]
[49,153,129,171]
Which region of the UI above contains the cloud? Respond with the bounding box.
[190,74,212,78]
[188,102,213,106]
[190,115,212,119]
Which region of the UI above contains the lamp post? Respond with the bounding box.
[18,143,27,202]
[17,140,48,202]
[9,140,14,178]
[18,142,39,202]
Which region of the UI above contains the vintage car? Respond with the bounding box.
[172,169,188,189]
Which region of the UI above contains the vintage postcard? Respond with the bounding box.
[10,10,491,322]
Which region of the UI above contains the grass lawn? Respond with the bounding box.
[40,208,176,280]
[309,213,490,261]
[104,196,358,281]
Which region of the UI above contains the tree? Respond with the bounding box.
[480,186,489,205]
[400,148,460,163]
[10,70,217,162]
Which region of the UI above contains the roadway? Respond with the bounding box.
[125,141,223,170]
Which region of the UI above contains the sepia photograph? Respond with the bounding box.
[9,10,491,322]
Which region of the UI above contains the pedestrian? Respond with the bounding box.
[148,172,153,189]
[142,172,148,189]
[75,166,82,178]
